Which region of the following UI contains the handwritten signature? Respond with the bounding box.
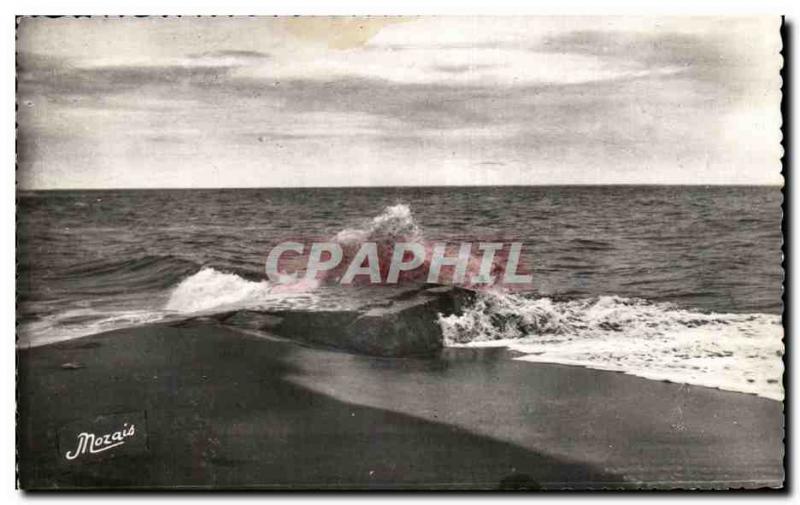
[65,423,136,460]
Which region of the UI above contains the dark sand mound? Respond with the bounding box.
[213,284,476,357]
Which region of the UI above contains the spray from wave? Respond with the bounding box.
[334,203,423,245]
[439,291,784,400]
[329,203,516,287]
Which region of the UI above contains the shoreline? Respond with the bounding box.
[18,321,784,489]
[449,341,785,402]
[21,318,785,402]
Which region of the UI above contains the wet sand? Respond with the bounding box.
[17,320,783,489]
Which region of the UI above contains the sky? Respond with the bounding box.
[16,16,782,189]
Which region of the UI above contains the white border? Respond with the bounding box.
[4,0,798,15]
[4,1,797,503]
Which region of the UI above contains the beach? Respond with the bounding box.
[17,320,784,490]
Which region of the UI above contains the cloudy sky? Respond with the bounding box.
[17,16,781,189]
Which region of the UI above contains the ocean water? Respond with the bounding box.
[17,186,784,399]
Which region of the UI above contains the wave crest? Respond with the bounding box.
[165,267,320,314]
[165,267,273,313]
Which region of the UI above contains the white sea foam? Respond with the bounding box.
[165,267,274,313]
[439,292,784,400]
[18,267,322,347]
[18,308,169,348]
[165,267,319,313]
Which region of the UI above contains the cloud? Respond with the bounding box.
[432,63,501,74]
[538,30,724,65]
[189,49,272,60]
[232,45,670,86]
[15,16,782,188]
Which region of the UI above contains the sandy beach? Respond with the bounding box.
[17,320,783,490]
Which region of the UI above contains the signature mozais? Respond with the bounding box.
[64,423,136,460]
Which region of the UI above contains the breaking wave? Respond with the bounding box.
[439,292,784,400]
[19,205,425,347]
[165,267,275,313]
[164,267,319,314]
[165,204,431,313]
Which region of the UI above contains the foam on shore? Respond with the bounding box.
[439,291,784,400]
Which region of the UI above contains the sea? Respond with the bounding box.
[17,186,784,400]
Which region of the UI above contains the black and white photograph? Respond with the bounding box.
[15,15,785,490]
